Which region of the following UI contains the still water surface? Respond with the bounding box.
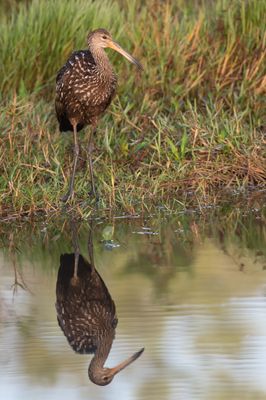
[0,212,266,399]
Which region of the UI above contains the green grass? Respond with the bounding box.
[0,0,265,218]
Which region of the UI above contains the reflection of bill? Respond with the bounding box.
[55,248,144,386]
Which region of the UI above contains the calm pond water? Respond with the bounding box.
[0,210,266,400]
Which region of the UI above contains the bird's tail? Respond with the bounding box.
[55,99,84,132]
[58,114,84,132]
[58,114,74,132]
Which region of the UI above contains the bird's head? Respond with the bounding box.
[87,28,143,70]
[88,347,144,386]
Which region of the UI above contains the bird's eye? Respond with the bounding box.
[102,35,107,39]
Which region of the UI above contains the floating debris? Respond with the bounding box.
[102,240,120,250]
[132,227,158,235]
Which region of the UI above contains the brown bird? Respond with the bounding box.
[55,230,144,385]
[55,28,143,202]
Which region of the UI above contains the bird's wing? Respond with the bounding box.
[56,50,96,84]
[55,51,96,130]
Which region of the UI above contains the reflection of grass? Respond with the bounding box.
[119,223,195,295]
[0,207,265,281]
[0,0,265,216]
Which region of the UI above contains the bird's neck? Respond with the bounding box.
[89,45,114,77]
[89,335,113,372]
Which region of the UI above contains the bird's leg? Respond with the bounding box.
[70,217,80,286]
[88,223,95,271]
[71,243,80,286]
[87,125,97,199]
[61,122,79,202]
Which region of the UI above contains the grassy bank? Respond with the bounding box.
[0,0,265,218]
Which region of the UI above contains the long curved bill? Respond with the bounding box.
[110,347,144,376]
[108,40,143,71]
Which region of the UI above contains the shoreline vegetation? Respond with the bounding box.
[0,0,265,218]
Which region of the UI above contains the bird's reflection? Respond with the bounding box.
[55,224,144,385]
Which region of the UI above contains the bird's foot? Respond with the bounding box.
[88,191,99,202]
[88,189,99,203]
[61,190,74,203]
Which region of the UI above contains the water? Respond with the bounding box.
[0,211,266,400]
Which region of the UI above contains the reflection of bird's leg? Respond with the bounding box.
[72,251,79,285]
[61,120,79,202]
[71,218,80,285]
[87,123,97,199]
[88,224,95,271]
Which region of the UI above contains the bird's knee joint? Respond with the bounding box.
[74,145,79,156]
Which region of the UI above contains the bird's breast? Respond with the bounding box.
[89,74,117,106]
[69,68,116,106]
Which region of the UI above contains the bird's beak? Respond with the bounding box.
[110,347,144,376]
[108,40,143,71]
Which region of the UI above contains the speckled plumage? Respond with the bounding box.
[56,253,117,355]
[55,47,117,132]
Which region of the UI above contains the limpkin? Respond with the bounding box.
[55,28,143,202]
[55,228,144,386]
